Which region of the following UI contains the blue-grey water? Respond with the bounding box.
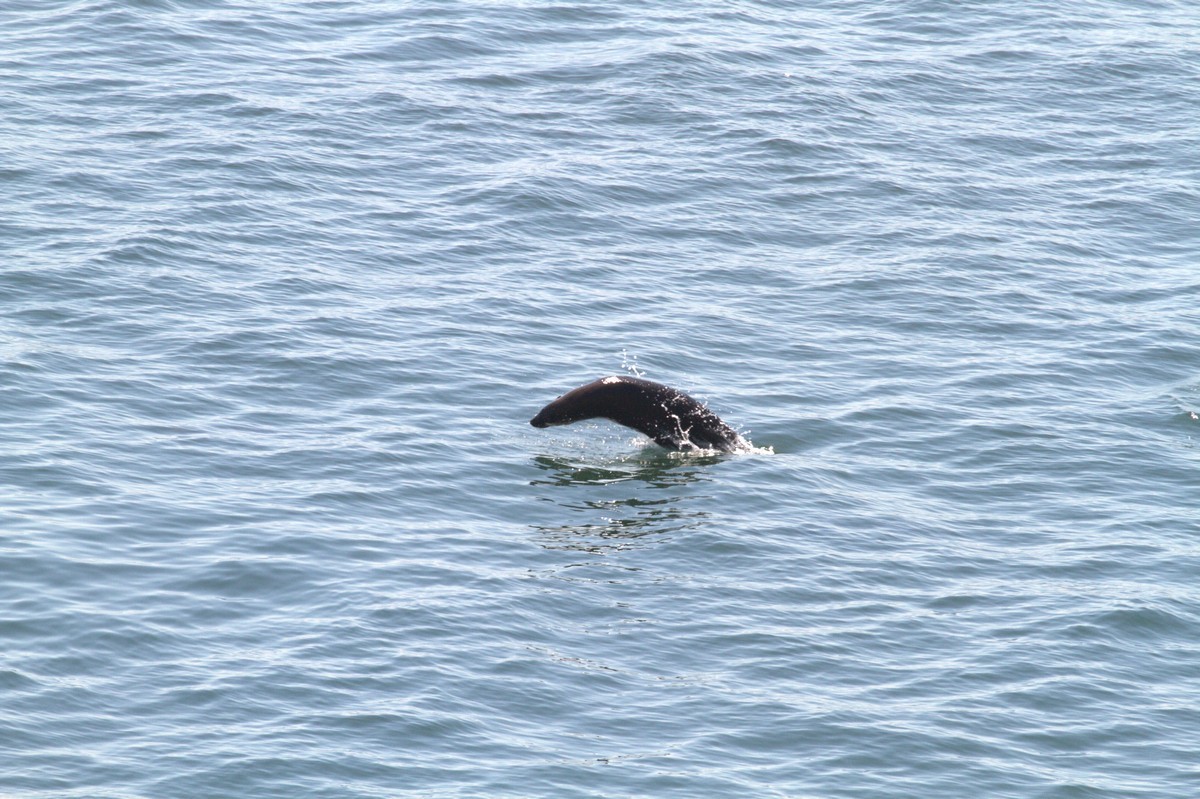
[3,1,1199,797]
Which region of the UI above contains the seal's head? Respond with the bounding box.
[529,376,630,428]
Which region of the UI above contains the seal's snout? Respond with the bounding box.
[529,413,549,428]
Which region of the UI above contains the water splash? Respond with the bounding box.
[620,349,645,378]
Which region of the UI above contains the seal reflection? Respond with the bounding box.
[528,453,715,552]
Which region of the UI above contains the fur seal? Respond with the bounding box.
[530,375,747,452]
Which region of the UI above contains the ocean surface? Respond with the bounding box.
[3,1,1199,797]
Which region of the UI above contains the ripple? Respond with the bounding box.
[2,0,1199,797]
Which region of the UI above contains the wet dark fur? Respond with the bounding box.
[530,376,745,452]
